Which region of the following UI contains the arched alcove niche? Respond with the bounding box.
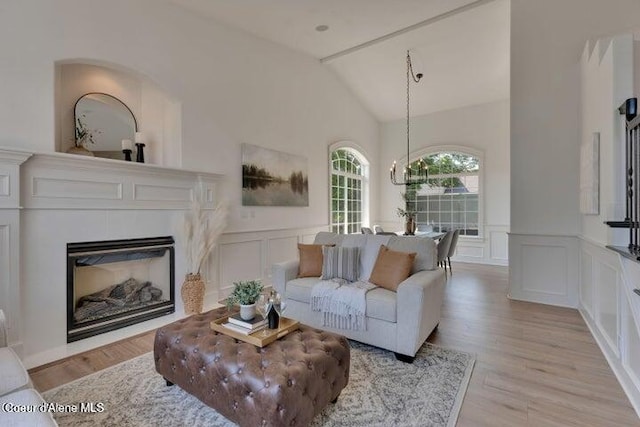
[55,59,182,167]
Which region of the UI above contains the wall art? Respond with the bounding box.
[580,132,599,215]
[242,143,309,207]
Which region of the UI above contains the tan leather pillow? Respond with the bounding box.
[369,245,416,291]
[298,244,330,278]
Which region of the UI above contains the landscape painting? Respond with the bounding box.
[242,143,309,206]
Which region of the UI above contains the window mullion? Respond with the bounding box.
[342,176,347,231]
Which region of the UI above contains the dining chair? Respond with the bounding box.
[361,227,374,234]
[446,229,460,275]
[436,230,455,277]
[374,225,384,234]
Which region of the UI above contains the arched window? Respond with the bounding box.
[330,147,369,234]
[406,150,481,236]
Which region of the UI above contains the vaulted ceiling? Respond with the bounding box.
[169,0,510,122]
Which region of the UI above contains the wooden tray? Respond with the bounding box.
[210,316,300,347]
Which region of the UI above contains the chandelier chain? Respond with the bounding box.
[406,52,422,180]
[390,50,427,186]
[407,52,411,172]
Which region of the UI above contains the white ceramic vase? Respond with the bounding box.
[239,303,256,320]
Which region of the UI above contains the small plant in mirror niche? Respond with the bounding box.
[75,114,101,148]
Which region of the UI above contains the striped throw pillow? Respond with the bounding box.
[321,246,360,282]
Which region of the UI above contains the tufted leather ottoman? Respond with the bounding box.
[154,307,350,427]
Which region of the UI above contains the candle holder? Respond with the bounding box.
[122,149,132,162]
[135,143,145,163]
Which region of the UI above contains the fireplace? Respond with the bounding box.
[67,236,175,342]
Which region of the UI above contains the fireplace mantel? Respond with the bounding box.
[19,150,223,210]
[0,147,224,366]
[0,148,32,209]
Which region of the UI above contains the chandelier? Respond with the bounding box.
[390,50,428,186]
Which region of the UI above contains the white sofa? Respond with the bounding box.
[272,232,446,361]
[0,310,58,426]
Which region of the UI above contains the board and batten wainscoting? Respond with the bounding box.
[0,148,329,369]
[373,220,508,267]
[509,230,640,414]
[508,233,580,308]
[510,231,640,414]
[580,237,640,415]
[214,225,327,303]
[456,224,509,266]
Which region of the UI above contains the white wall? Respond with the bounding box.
[378,100,510,265]
[0,0,380,234]
[580,36,634,246]
[509,0,640,307]
[511,0,640,236]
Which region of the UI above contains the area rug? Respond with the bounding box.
[43,341,475,427]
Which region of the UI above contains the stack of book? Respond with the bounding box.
[223,313,267,335]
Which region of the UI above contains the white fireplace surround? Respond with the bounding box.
[0,147,225,368]
[1,148,328,368]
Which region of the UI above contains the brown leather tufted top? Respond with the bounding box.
[154,307,350,427]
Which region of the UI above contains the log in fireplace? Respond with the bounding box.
[67,236,175,342]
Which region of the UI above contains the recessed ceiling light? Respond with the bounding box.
[315,25,329,32]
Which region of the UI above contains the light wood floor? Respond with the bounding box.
[29,263,640,426]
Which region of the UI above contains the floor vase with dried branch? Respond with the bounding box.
[179,184,227,315]
[181,273,205,314]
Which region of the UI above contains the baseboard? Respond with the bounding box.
[453,257,508,267]
[23,314,181,369]
[506,293,577,309]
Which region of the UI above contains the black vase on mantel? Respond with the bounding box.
[267,291,279,329]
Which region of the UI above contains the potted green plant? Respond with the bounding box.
[67,114,100,156]
[398,183,421,235]
[226,280,264,320]
[397,207,417,236]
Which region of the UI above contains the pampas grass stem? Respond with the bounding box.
[182,184,228,275]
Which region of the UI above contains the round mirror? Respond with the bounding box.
[74,93,138,158]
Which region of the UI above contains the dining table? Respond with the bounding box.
[395,230,445,240]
